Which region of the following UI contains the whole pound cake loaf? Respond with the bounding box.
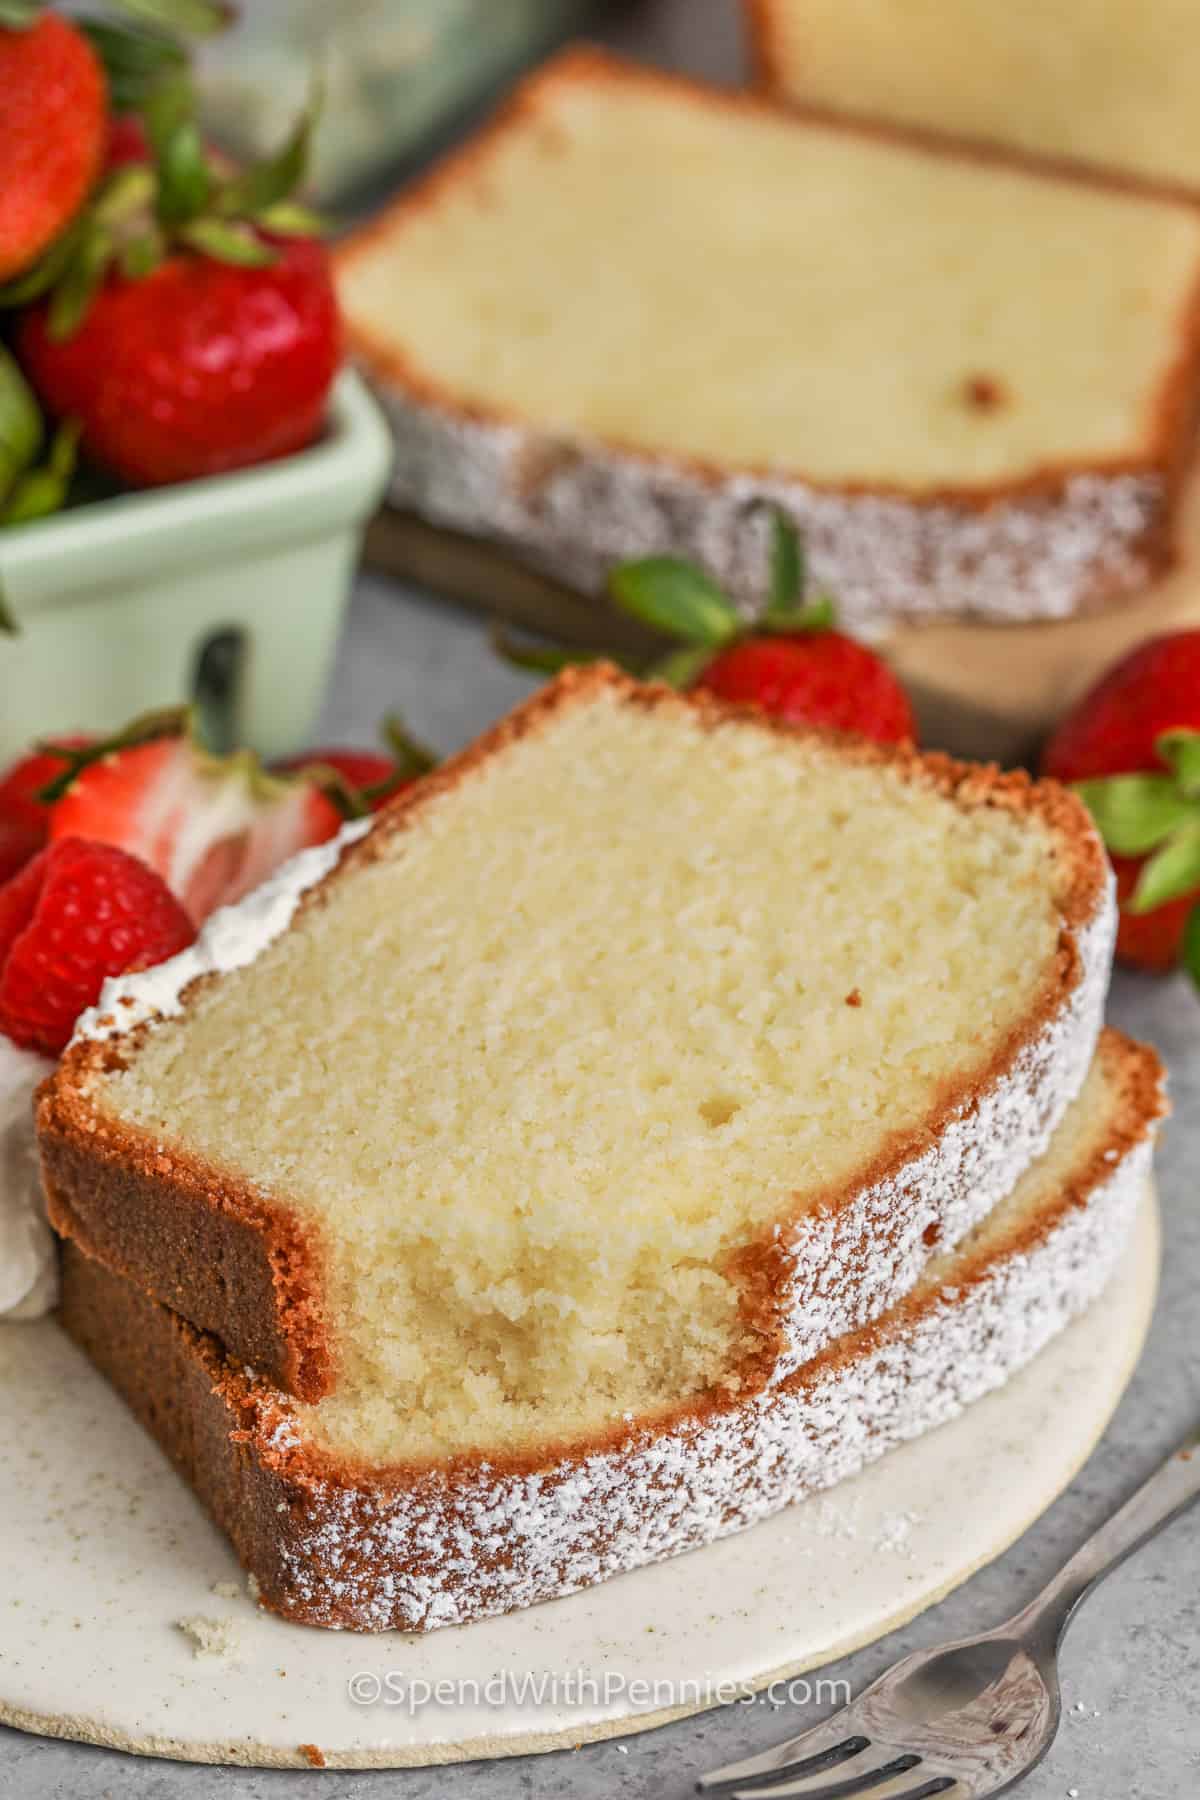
[40,668,1114,1430]
[747,0,1200,199]
[60,1031,1165,1631]
[336,48,1200,627]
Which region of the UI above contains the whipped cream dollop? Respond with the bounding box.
[0,1036,57,1320]
[75,817,372,1043]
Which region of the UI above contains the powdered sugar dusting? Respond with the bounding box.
[227,1104,1153,1633]
[73,820,372,1044]
[769,874,1114,1378]
[62,777,1115,1402]
[377,388,1165,629]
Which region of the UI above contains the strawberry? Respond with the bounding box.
[17,234,340,487]
[43,710,347,926]
[1043,631,1200,982]
[0,13,106,284]
[497,511,915,746]
[1108,856,1193,974]
[0,735,91,884]
[103,112,227,177]
[0,837,195,1055]
[275,716,437,811]
[696,632,915,743]
[5,40,338,490]
[104,113,153,173]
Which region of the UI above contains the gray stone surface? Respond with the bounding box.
[3,2,1198,1790]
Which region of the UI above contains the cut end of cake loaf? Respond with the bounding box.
[57,1028,1165,1632]
[747,0,1200,201]
[41,669,1113,1460]
[337,47,1200,624]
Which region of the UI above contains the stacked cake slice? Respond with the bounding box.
[39,672,1165,1630]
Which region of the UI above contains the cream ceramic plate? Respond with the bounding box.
[0,1192,1159,1770]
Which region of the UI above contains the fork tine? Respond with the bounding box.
[857,1783,957,1800]
[697,1715,869,1790]
[732,1765,958,1800]
[729,1747,924,1799]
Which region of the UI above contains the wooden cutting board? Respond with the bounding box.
[363,508,663,656]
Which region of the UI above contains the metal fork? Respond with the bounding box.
[699,1426,1200,1799]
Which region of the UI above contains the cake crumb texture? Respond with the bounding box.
[91,678,1106,1461]
[175,1615,241,1662]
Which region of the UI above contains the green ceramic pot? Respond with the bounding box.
[0,370,394,762]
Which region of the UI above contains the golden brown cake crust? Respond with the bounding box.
[57,1030,1165,1633]
[39,666,1112,1403]
[336,46,1200,631]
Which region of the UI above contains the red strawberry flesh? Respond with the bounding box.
[0,737,92,886]
[0,15,106,283]
[1043,631,1200,781]
[17,235,341,488]
[696,633,915,745]
[1043,630,1200,977]
[274,748,420,812]
[49,730,344,925]
[0,838,195,1055]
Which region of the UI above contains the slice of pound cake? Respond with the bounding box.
[336,48,1200,627]
[41,668,1113,1430]
[59,1030,1165,1631]
[747,0,1200,200]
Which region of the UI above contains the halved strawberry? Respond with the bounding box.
[43,711,347,925]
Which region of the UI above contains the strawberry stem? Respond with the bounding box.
[0,0,43,26]
[489,522,843,688]
[1182,904,1200,991]
[608,556,739,647]
[760,593,836,635]
[109,0,232,38]
[214,79,322,220]
[0,346,44,503]
[1,419,81,525]
[379,714,438,779]
[645,644,715,689]
[1128,822,1200,914]
[1155,727,1200,798]
[286,764,370,821]
[766,506,804,614]
[36,704,190,802]
[491,627,642,679]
